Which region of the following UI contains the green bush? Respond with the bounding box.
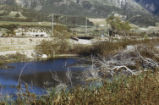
[107,16,131,35]
[15,13,20,18]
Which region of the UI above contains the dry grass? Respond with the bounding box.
[35,39,71,57]
[0,21,51,27]
[1,71,159,105]
[51,72,159,105]
[36,38,159,58]
[1,38,159,105]
[90,38,159,57]
[0,53,28,64]
[137,45,159,62]
[35,25,74,57]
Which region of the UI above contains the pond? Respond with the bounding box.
[0,57,90,96]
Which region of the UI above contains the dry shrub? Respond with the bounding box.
[35,25,75,57]
[90,38,159,57]
[1,69,159,105]
[71,45,92,56]
[53,25,73,38]
[52,71,159,105]
[0,53,28,64]
[137,45,159,63]
[36,40,71,57]
[3,71,159,105]
[91,41,125,56]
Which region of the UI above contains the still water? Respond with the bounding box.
[0,58,90,96]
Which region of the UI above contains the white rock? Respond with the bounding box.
[41,54,48,59]
[126,45,135,51]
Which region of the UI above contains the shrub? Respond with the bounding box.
[35,39,71,57]
[52,25,73,38]
[88,39,159,57]
[4,71,159,105]
[107,16,131,35]
[54,71,159,105]
[15,13,20,18]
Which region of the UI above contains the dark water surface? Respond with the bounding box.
[0,58,90,96]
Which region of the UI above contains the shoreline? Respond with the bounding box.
[0,53,80,69]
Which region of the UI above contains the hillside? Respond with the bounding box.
[135,0,159,15]
[0,5,50,22]
[0,0,159,26]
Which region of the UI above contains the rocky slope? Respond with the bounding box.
[1,0,147,13]
[0,0,159,26]
[1,0,159,15]
[135,0,159,15]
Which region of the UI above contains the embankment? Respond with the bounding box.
[0,38,51,58]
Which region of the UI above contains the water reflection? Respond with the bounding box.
[0,58,90,96]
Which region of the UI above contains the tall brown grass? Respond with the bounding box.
[1,71,159,105]
[35,40,71,57]
[52,71,159,105]
[90,38,159,57]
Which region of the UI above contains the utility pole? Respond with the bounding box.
[51,14,54,37]
[85,16,88,35]
[64,15,67,26]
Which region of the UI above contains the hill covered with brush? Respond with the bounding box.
[0,0,159,26]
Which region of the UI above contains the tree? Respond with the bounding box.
[15,13,20,18]
[106,16,131,36]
